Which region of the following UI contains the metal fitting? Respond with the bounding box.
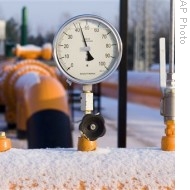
[160,88,175,122]
[0,131,12,152]
[81,84,93,114]
[166,73,175,87]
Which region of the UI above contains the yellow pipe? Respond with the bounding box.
[1,59,72,147]
[161,120,175,151]
[0,131,12,152]
[0,63,14,106]
[25,75,72,148]
[1,59,56,124]
[13,43,52,60]
[26,75,70,118]
[78,136,97,151]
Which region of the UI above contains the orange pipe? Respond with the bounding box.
[0,63,14,106]
[24,75,72,147]
[25,75,70,118]
[78,136,97,151]
[13,43,52,60]
[15,75,71,142]
[15,72,43,136]
[161,120,175,151]
[1,59,72,147]
[1,59,56,124]
[0,132,12,152]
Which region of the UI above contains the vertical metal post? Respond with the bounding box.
[118,0,128,147]
[169,0,175,73]
[97,83,101,113]
[21,6,28,45]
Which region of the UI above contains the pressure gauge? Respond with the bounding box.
[53,14,122,84]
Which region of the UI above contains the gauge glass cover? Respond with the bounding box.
[53,14,122,84]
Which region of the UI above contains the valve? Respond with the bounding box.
[77,85,106,151]
[79,114,106,141]
[159,26,175,150]
[160,87,175,122]
[161,120,175,151]
[160,0,175,151]
[0,131,12,152]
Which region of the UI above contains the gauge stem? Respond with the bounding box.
[81,84,93,114]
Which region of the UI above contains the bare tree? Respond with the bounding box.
[129,0,170,69]
[6,17,20,43]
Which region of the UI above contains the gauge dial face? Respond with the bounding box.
[53,15,122,84]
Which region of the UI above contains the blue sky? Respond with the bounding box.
[0,0,170,37]
[0,0,119,36]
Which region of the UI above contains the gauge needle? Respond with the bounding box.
[79,24,94,61]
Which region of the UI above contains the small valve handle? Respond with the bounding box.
[79,114,106,141]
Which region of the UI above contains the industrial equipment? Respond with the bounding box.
[53,15,122,151]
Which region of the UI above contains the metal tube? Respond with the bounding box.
[21,6,28,45]
[159,38,166,90]
[169,0,175,73]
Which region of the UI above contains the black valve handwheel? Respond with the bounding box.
[79,114,106,141]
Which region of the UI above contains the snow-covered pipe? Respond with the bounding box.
[0,62,14,108]
[13,43,52,60]
[14,72,41,138]
[1,59,56,126]
[25,75,72,148]
[0,59,72,148]
[0,148,174,189]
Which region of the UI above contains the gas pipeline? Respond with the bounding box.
[0,44,73,148]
